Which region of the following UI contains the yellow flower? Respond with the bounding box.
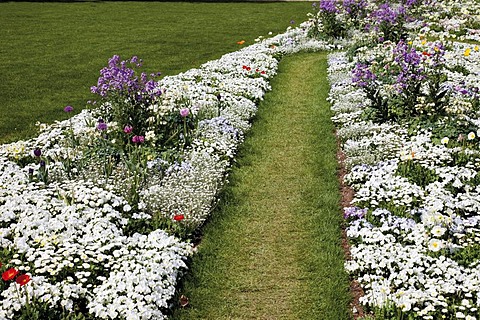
[421,40,427,45]
[464,48,472,56]
[475,45,479,51]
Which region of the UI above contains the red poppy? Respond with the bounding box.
[261,71,266,75]
[15,274,31,286]
[2,268,18,281]
[242,65,248,70]
[246,67,251,71]
[422,51,431,56]
[173,214,185,221]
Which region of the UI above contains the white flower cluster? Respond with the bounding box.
[329,33,480,318]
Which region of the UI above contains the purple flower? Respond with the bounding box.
[64,105,73,113]
[91,55,162,99]
[343,0,367,17]
[352,63,376,88]
[319,0,338,13]
[132,135,145,144]
[123,125,133,134]
[96,120,108,131]
[180,108,190,118]
[33,148,42,157]
[290,20,295,24]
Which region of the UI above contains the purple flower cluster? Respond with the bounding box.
[392,41,426,92]
[90,55,161,100]
[403,0,419,7]
[371,3,403,26]
[319,0,339,13]
[342,0,367,16]
[352,62,377,88]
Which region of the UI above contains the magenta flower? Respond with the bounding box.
[132,135,145,144]
[123,125,133,134]
[180,108,190,118]
[64,105,73,113]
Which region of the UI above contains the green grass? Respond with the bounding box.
[0,1,312,143]
[172,52,352,320]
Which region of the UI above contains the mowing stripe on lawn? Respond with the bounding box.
[172,52,351,320]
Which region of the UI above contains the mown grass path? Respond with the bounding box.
[173,52,351,320]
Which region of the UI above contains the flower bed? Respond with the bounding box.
[324,0,480,318]
[0,21,331,319]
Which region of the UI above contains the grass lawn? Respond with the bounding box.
[0,1,312,143]
[172,52,351,319]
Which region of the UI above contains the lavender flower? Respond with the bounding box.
[344,207,367,220]
[64,105,73,113]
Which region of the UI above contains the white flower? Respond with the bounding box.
[467,132,476,140]
[145,131,155,141]
[441,137,449,144]
[431,225,446,237]
[428,238,444,252]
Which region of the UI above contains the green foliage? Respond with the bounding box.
[450,243,480,267]
[396,160,439,188]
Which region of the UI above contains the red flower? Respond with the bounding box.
[15,274,31,286]
[422,51,431,56]
[173,214,185,221]
[2,268,18,281]
[242,65,248,70]
[261,71,266,75]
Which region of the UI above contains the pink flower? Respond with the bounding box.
[123,125,133,134]
[180,108,190,118]
[132,135,145,144]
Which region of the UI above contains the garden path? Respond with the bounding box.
[173,52,350,319]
